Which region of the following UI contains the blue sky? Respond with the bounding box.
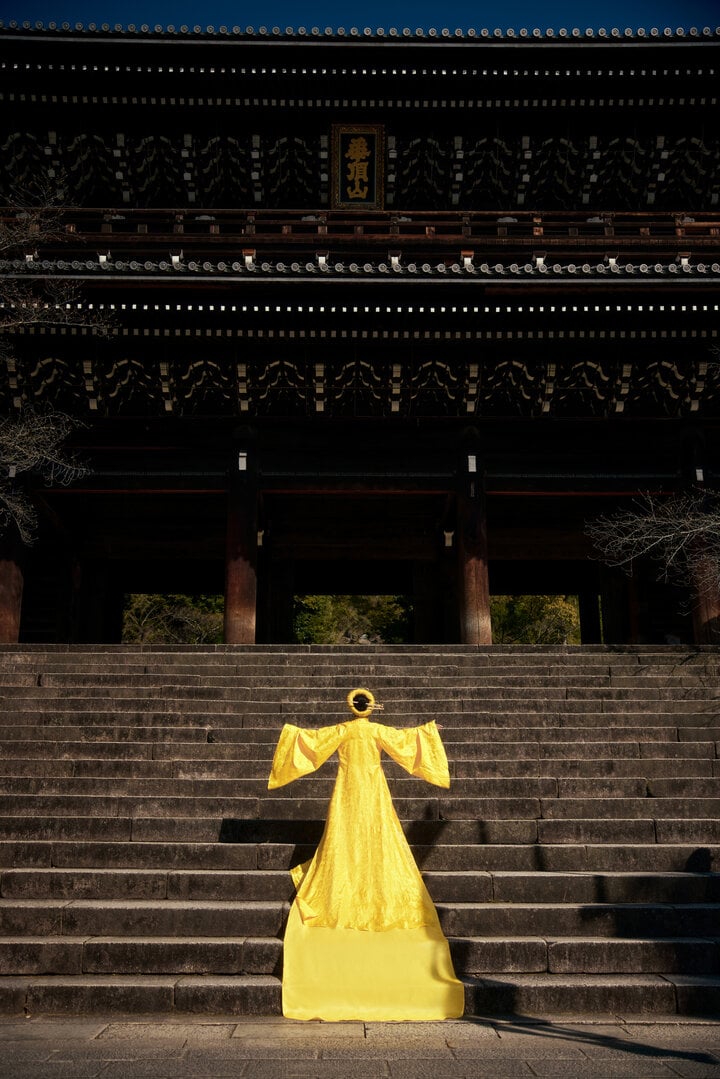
[1,0,719,31]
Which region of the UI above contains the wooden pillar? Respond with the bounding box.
[457,488,492,646]
[0,536,24,644]
[692,553,720,644]
[224,466,258,645]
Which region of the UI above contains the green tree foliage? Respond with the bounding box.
[123,593,224,644]
[490,594,581,645]
[294,594,413,645]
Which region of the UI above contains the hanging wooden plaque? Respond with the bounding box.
[331,124,385,210]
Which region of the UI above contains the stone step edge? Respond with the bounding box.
[1,840,718,861]
[0,972,718,1017]
[2,933,718,943]
[2,813,720,824]
[2,867,717,878]
[2,898,718,913]
[3,797,720,812]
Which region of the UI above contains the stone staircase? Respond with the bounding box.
[0,644,719,1018]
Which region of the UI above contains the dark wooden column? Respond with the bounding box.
[0,535,24,644]
[456,443,492,645]
[224,447,258,645]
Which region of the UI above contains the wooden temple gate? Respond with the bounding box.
[0,24,719,645]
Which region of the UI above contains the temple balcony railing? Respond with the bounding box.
[4,208,720,277]
[4,208,720,257]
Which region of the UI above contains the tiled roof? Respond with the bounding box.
[1,255,718,278]
[1,20,719,42]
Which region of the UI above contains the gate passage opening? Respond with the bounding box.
[122,594,224,645]
[293,595,414,645]
[490,595,582,645]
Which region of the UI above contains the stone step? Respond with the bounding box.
[439,903,720,938]
[1,934,718,978]
[0,840,265,871]
[6,672,720,695]
[2,643,710,658]
[0,973,281,1016]
[0,755,716,782]
[1,716,716,742]
[3,969,720,1017]
[6,668,720,689]
[5,812,720,847]
[3,730,714,761]
[539,818,720,844]
[4,688,720,713]
[0,726,213,743]
[3,839,718,873]
[1,643,715,661]
[4,775,720,800]
[3,665,686,683]
[0,674,624,690]
[6,659,625,674]
[536,798,720,820]
[0,869,292,901]
[4,676,718,700]
[3,867,719,904]
[3,642,710,658]
[12,775,711,799]
[9,793,720,821]
[2,896,717,941]
[0,793,547,819]
[0,756,715,781]
[463,972,720,1016]
[0,936,277,976]
[0,899,286,937]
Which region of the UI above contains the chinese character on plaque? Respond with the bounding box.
[331,125,385,210]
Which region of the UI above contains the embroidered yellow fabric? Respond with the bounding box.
[268,716,464,1021]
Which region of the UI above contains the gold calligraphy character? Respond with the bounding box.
[345,136,371,200]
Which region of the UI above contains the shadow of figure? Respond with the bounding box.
[458,1011,720,1068]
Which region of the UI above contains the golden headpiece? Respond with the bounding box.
[346,687,384,718]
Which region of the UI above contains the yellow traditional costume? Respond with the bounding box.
[267,688,465,1021]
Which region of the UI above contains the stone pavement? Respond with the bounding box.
[1,1016,720,1079]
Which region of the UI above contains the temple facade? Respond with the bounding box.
[0,21,719,644]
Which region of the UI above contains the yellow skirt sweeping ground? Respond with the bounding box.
[281,903,463,1021]
[268,714,465,1022]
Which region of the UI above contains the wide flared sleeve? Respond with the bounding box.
[267,722,346,789]
[374,720,451,788]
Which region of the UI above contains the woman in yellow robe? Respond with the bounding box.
[267,688,465,1022]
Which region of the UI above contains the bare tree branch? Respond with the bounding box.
[0,409,89,546]
[0,278,109,336]
[586,489,720,600]
[0,183,110,338]
[0,186,111,544]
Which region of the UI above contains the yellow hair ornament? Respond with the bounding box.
[346,687,383,717]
